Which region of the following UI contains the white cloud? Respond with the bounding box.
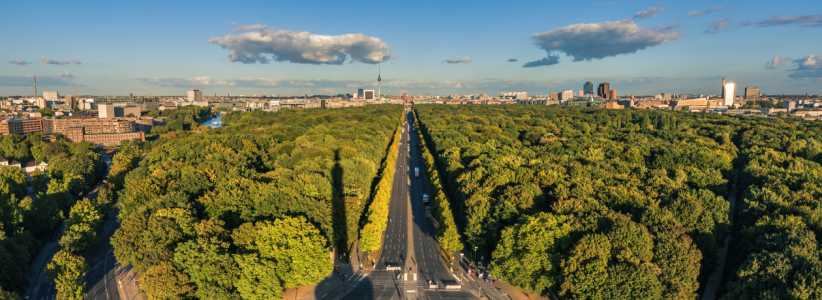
[766,57,792,70]
[526,19,680,63]
[507,58,518,62]
[207,25,393,64]
[8,59,31,65]
[705,18,733,34]
[634,7,665,19]
[789,55,822,78]
[743,15,822,28]
[687,7,733,17]
[443,56,471,64]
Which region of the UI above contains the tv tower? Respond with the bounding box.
[377,63,382,100]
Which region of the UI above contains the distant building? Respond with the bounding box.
[584,82,594,95]
[550,92,558,100]
[599,102,624,109]
[99,104,116,118]
[579,91,583,97]
[559,90,574,101]
[364,90,376,100]
[784,101,796,111]
[36,97,48,109]
[724,83,736,107]
[100,104,141,118]
[43,118,137,135]
[598,82,611,99]
[745,87,760,100]
[358,89,364,98]
[187,89,203,102]
[65,127,145,146]
[610,90,617,99]
[500,92,528,99]
[43,91,59,101]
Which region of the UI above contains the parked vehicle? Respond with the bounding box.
[415,168,419,177]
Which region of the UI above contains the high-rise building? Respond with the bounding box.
[550,92,558,100]
[377,65,382,100]
[584,82,594,95]
[43,91,59,101]
[745,87,760,100]
[610,90,617,99]
[187,89,203,102]
[358,88,364,98]
[724,83,736,107]
[598,82,611,99]
[721,78,726,99]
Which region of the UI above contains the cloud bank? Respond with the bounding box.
[766,57,792,70]
[789,55,822,78]
[523,55,560,67]
[8,59,31,65]
[39,56,81,65]
[705,19,733,34]
[687,7,733,17]
[743,15,822,28]
[634,7,665,19]
[443,56,471,64]
[0,72,75,86]
[525,19,680,66]
[207,25,393,64]
[507,58,518,62]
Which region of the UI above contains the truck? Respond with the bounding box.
[422,193,429,204]
[414,168,419,177]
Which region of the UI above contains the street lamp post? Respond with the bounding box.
[473,246,478,266]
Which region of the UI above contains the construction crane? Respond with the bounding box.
[69,88,86,110]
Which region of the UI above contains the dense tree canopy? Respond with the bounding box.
[414,105,738,298]
[112,105,401,299]
[0,133,105,294]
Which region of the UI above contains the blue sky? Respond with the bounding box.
[1,0,821,97]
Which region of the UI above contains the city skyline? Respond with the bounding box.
[1,0,821,96]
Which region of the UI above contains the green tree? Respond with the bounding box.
[60,199,104,253]
[490,212,572,295]
[45,250,87,300]
[236,216,333,288]
[142,261,196,300]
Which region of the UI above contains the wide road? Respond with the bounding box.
[342,109,474,300]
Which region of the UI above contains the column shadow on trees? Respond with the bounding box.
[331,149,349,261]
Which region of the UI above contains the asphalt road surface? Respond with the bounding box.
[342,110,474,300]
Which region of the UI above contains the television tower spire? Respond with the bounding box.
[33,74,37,101]
[378,63,382,100]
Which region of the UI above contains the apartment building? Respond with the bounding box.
[65,127,145,146]
[43,118,136,135]
[0,118,44,135]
